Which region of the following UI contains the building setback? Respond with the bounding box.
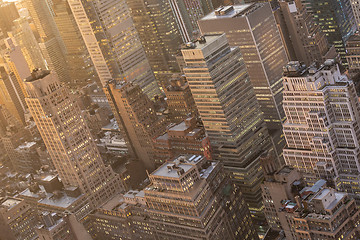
[282,60,360,203]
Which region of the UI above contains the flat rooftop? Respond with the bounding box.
[1,198,21,210]
[19,185,82,209]
[168,121,189,132]
[152,163,194,178]
[182,34,223,50]
[24,69,50,82]
[202,4,254,20]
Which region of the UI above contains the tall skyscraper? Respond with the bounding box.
[0,2,19,37]
[104,81,167,170]
[169,0,214,42]
[282,60,360,203]
[49,0,95,87]
[0,67,26,124]
[274,0,329,65]
[198,4,288,132]
[24,69,124,208]
[9,17,47,71]
[126,0,183,74]
[181,34,273,220]
[303,0,356,64]
[67,0,160,98]
[25,0,70,84]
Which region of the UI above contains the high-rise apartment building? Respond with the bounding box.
[303,0,356,64]
[67,0,160,98]
[198,4,288,132]
[25,0,70,84]
[282,60,360,202]
[24,69,124,208]
[274,0,329,65]
[104,81,167,170]
[169,0,214,42]
[181,34,273,219]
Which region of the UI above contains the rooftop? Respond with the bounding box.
[283,60,338,77]
[1,198,21,210]
[202,4,256,20]
[24,69,50,82]
[182,34,223,50]
[19,185,82,209]
[16,141,36,150]
[151,162,194,178]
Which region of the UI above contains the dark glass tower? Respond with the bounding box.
[303,0,356,64]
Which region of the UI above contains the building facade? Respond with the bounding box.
[67,0,160,98]
[24,69,124,208]
[154,117,211,166]
[181,34,274,220]
[164,75,198,123]
[198,3,288,131]
[282,60,360,202]
[274,0,329,65]
[169,0,214,42]
[304,0,356,64]
[104,81,167,170]
[346,34,360,76]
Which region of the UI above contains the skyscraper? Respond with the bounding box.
[49,0,95,87]
[198,3,288,132]
[274,0,329,65]
[0,2,19,37]
[9,17,47,71]
[67,0,160,98]
[181,34,273,220]
[282,60,360,202]
[126,0,183,74]
[169,0,214,42]
[345,33,360,76]
[25,0,70,84]
[303,0,356,64]
[24,69,124,208]
[351,0,360,29]
[104,81,167,170]
[0,67,26,124]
